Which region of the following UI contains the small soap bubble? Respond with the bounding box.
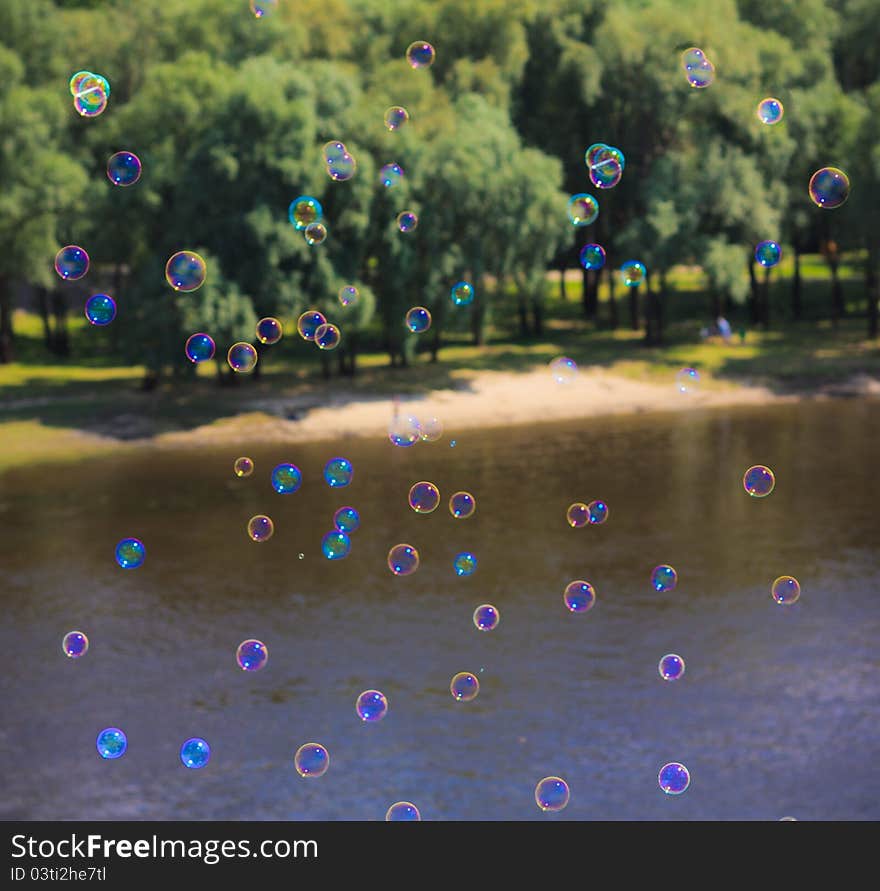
[62,631,89,659]
[236,639,268,671]
[295,743,329,777]
[384,106,410,131]
[535,777,570,812]
[621,260,646,287]
[249,0,278,17]
[566,503,589,528]
[73,74,108,117]
[324,457,353,487]
[686,58,715,88]
[54,245,89,281]
[106,151,142,186]
[567,193,599,227]
[588,146,623,189]
[327,151,357,182]
[405,306,431,333]
[379,163,405,188]
[180,737,210,769]
[314,323,341,350]
[450,281,474,306]
[450,440,457,448]
[659,762,690,795]
[757,97,784,125]
[289,196,322,230]
[450,671,479,702]
[271,463,302,494]
[449,491,476,519]
[185,333,215,363]
[420,417,443,442]
[256,317,283,345]
[659,654,686,681]
[322,530,351,560]
[233,456,254,478]
[755,241,781,268]
[675,367,700,394]
[386,802,421,821]
[651,564,678,593]
[96,728,127,760]
[227,342,258,373]
[334,506,360,533]
[743,465,775,497]
[406,41,436,69]
[339,286,359,307]
[84,294,116,326]
[247,515,274,542]
[115,537,145,569]
[809,167,850,209]
[680,47,705,69]
[563,580,596,613]
[68,70,93,95]
[473,604,500,631]
[388,543,419,576]
[409,481,440,513]
[322,141,347,165]
[453,552,477,577]
[297,310,327,341]
[587,500,609,525]
[165,251,206,292]
[771,576,801,605]
[579,243,606,270]
[389,415,422,447]
[549,356,577,384]
[304,221,328,245]
[397,211,418,233]
[356,690,388,722]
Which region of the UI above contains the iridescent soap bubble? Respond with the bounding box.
[588,155,622,189]
[304,221,328,245]
[322,141,347,165]
[473,604,500,631]
[449,491,476,519]
[680,47,706,70]
[96,728,127,760]
[771,575,801,605]
[84,294,116,326]
[409,481,440,513]
[386,802,420,821]
[389,414,421,447]
[420,417,443,442]
[743,464,775,497]
[388,543,419,576]
[256,317,282,345]
[62,631,89,659]
[227,342,258,373]
[405,306,431,333]
[659,654,686,681]
[621,260,646,287]
[406,41,436,69]
[567,193,599,227]
[757,97,784,125]
[755,241,781,268]
[384,105,410,131]
[185,333,215,363]
[334,506,360,533]
[579,243,606,271]
[73,74,108,117]
[397,211,418,233]
[236,638,268,671]
[339,285,359,307]
[587,500,609,525]
[249,0,278,17]
[687,58,715,88]
[563,580,596,613]
[68,70,93,95]
[106,151,142,186]
[675,367,700,394]
[379,163,404,188]
[165,251,207,292]
[450,671,479,701]
[450,281,474,306]
[289,195,322,230]
[453,552,477,577]
[234,456,254,478]
[324,457,353,487]
[658,762,690,795]
[327,151,357,182]
[180,737,210,769]
[566,502,589,528]
[54,245,89,281]
[297,310,327,341]
[585,143,625,172]
[322,530,351,560]
[535,777,570,812]
[115,537,145,569]
[356,689,388,722]
[549,356,578,384]
[294,743,329,777]
[314,323,341,350]
[247,515,274,542]
[271,462,302,494]
[809,167,850,209]
[651,564,678,593]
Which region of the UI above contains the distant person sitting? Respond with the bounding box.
[716,316,732,344]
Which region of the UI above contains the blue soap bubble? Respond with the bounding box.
[289,196,322,230]
[388,543,419,576]
[450,671,479,701]
[405,306,431,333]
[659,762,690,794]
[386,801,420,821]
[579,243,606,270]
[397,211,418,233]
[563,580,596,613]
[771,575,801,605]
[389,415,421,447]
[743,464,775,497]
[356,689,388,722]
[249,0,278,17]
[451,281,474,306]
[185,333,215,363]
[180,737,211,769]
[686,58,715,88]
[409,481,440,513]
[567,193,599,227]
[227,342,258,373]
[675,367,700,394]
[621,260,646,287]
[406,41,436,69]
[327,151,357,182]
[322,141,347,165]
[809,167,850,209]
[62,631,89,659]
[84,294,116,326]
[236,639,268,671]
[165,251,206,292]
[651,564,678,592]
[295,742,329,777]
[449,491,476,519]
[757,97,784,125]
[588,147,623,189]
[96,727,127,760]
[115,537,145,569]
[587,500,609,525]
[755,241,781,268]
[324,457,353,488]
[384,106,410,131]
[473,604,500,631]
[271,463,302,494]
[659,654,686,681]
[297,310,327,341]
[333,506,360,533]
[379,163,404,188]
[314,323,341,350]
[247,515,274,541]
[680,47,706,70]
[256,317,283,345]
[535,776,570,812]
[106,151,142,186]
[54,245,89,281]
[339,285,359,307]
[453,552,478,577]
[321,530,351,560]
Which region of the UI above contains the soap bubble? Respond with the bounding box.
[62,631,89,659]
[322,141,347,165]
[409,481,440,513]
[324,457,353,487]
[54,245,89,281]
[247,515,274,542]
[563,580,596,613]
[659,654,686,681]
[185,333,216,363]
[294,743,329,777]
[389,414,422,447]
[165,251,206,292]
[249,0,278,17]
[549,356,577,384]
[115,537,145,569]
[658,762,690,795]
[771,576,801,605]
[420,417,443,442]
[450,671,479,701]
[621,260,646,287]
[96,728,127,760]
[379,163,404,188]
[297,310,327,341]
[236,638,268,671]
[73,74,108,117]
[388,543,419,576]
[227,342,258,373]
[406,41,436,69]
[473,604,500,631]
[397,211,418,233]
[675,367,700,394]
[304,221,328,245]
[356,690,388,722]
[321,530,351,560]
[289,195,322,229]
[405,306,431,333]
[587,500,609,525]
[450,281,474,306]
[579,243,606,270]
[809,167,850,209]
[680,47,706,70]
[651,564,678,593]
[757,97,784,125]
[233,456,254,478]
[327,151,357,182]
[566,503,589,528]
[106,151,142,186]
[339,286,359,307]
[334,506,360,533]
[449,491,476,519]
[535,776,570,812]
[384,106,410,131]
[271,463,302,495]
[567,193,599,227]
[314,323,341,350]
[386,802,421,821]
[256,317,283,345]
[453,552,478,577]
[84,294,116,326]
[180,738,211,769]
[755,241,781,268]
[686,58,715,88]
[743,465,775,497]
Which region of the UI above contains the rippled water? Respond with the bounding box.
[1,400,878,820]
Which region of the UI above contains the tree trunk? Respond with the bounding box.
[36,286,53,350]
[51,290,69,357]
[829,258,843,327]
[517,295,530,338]
[761,267,771,329]
[657,270,667,345]
[628,283,640,331]
[559,264,567,301]
[711,288,721,320]
[791,243,802,321]
[747,257,759,325]
[867,239,879,340]
[0,275,14,363]
[430,322,441,362]
[531,296,544,337]
[607,265,618,330]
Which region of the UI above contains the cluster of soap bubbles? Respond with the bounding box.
[389,413,443,447]
[566,500,609,527]
[322,501,361,561]
[585,143,625,189]
[69,69,110,117]
[297,309,342,352]
[289,194,329,245]
[680,47,715,88]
